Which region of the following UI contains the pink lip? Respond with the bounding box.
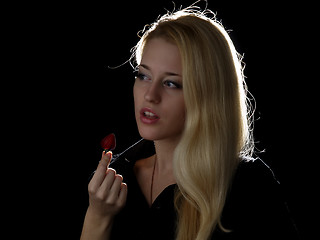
[139,107,160,124]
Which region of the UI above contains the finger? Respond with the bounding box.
[98,168,116,194]
[89,151,113,191]
[100,151,113,168]
[107,174,123,203]
[117,183,128,207]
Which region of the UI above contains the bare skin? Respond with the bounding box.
[134,152,176,207]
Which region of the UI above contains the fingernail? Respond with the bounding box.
[105,151,112,161]
[116,174,123,180]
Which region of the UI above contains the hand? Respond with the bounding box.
[87,151,128,220]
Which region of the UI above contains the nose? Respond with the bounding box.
[144,81,161,104]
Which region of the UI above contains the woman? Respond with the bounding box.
[81,6,299,240]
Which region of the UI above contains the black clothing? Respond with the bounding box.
[109,139,299,240]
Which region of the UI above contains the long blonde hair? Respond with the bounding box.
[133,6,254,240]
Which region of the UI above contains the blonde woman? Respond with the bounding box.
[81,6,299,240]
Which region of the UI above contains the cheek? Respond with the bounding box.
[176,96,186,117]
[169,98,186,126]
[133,84,145,122]
[133,83,141,109]
[178,99,186,126]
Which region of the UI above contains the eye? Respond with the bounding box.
[135,72,151,81]
[163,80,182,89]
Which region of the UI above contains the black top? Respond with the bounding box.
[109,139,299,240]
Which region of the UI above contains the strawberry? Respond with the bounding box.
[100,133,116,151]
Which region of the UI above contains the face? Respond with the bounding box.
[133,38,185,142]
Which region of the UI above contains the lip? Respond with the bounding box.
[139,107,160,124]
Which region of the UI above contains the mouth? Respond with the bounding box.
[140,108,160,124]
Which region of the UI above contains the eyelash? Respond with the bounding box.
[135,72,150,81]
[134,72,182,89]
[163,80,182,89]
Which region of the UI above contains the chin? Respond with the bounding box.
[137,127,160,141]
[137,125,183,144]
[136,123,163,140]
[135,117,184,142]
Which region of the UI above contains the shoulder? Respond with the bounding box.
[234,158,280,190]
[228,158,283,214]
[219,158,299,239]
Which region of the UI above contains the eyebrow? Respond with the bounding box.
[139,64,181,77]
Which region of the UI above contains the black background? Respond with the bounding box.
[6,0,315,239]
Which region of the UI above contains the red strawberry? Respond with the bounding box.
[100,133,116,151]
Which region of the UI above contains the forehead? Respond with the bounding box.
[140,38,182,74]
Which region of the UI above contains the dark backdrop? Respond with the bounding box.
[10,1,314,239]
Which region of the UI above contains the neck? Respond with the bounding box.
[153,137,180,173]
